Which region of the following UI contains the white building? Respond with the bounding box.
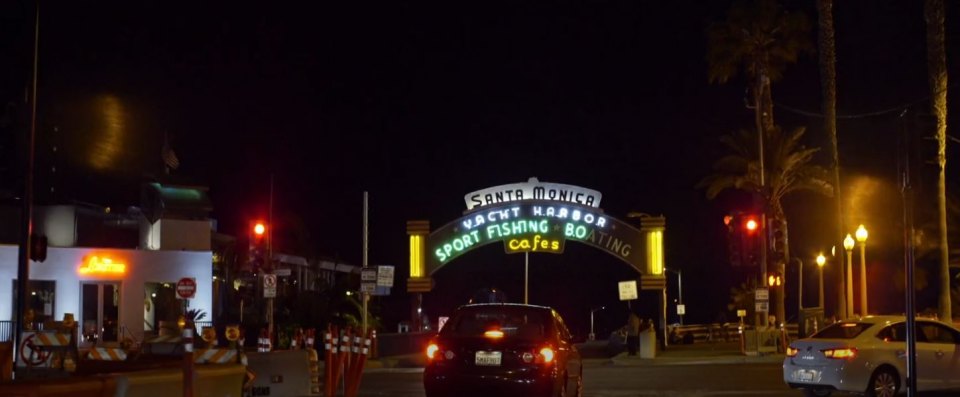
[0,182,215,345]
[0,245,212,343]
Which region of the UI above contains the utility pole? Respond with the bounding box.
[362,192,369,335]
[14,2,40,379]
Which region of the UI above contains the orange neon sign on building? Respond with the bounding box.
[78,256,127,275]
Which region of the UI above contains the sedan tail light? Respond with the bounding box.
[427,342,456,361]
[786,346,799,357]
[822,347,857,359]
[536,347,555,364]
[426,343,440,360]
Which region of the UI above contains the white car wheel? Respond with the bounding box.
[866,367,899,397]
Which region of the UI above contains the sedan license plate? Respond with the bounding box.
[796,369,816,382]
[475,351,502,366]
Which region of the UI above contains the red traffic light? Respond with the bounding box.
[253,222,266,236]
[744,218,758,233]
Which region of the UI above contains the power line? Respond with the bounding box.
[774,83,959,120]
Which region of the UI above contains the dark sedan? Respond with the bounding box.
[423,303,583,397]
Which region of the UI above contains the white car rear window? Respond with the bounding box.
[810,322,871,339]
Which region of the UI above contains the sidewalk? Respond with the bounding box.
[610,341,784,366]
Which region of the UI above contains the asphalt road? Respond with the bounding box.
[354,361,960,397]
[356,361,797,397]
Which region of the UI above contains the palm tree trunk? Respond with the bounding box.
[771,203,788,326]
[817,0,845,320]
[925,0,951,321]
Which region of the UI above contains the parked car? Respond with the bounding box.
[423,303,582,397]
[783,315,960,397]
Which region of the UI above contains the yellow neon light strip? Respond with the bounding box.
[410,235,423,278]
[647,230,664,275]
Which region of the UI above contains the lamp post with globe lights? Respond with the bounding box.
[843,234,855,317]
[855,225,868,315]
[816,253,826,309]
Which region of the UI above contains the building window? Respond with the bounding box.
[11,280,56,327]
[144,282,180,335]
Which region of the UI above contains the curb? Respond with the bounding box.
[609,354,784,366]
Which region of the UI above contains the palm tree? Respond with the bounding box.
[815,0,848,321]
[707,0,813,325]
[707,0,812,134]
[699,126,833,324]
[924,0,951,320]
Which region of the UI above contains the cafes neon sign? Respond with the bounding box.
[78,256,127,275]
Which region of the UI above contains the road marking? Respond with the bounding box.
[365,367,425,374]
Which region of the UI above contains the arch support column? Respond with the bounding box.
[639,216,668,348]
[407,220,432,331]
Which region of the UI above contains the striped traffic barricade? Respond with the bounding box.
[193,348,238,364]
[87,347,127,361]
[32,331,70,347]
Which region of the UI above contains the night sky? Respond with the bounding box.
[1,1,958,336]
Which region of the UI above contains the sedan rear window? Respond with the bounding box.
[442,306,551,339]
[810,322,871,339]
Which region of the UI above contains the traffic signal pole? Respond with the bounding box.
[267,175,274,343]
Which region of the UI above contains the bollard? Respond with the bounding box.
[324,326,336,397]
[267,329,273,352]
[183,322,195,397]
[346,330,373,397]
[308,347,321,394]
[779,325,789,353]
[257,329,265,353]
[738,325,745,355]
[333,328,352,396]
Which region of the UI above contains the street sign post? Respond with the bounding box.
[754,288,769,302]
[618,280,638,301]
[177,278,197,300]
[360,282,376,294]
[755,288,769,313]
[376,265,394,287]
[263,274,277,298]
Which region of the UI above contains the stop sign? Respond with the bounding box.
[176,277,197,299]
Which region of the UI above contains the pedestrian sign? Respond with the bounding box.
[263,274,277,298]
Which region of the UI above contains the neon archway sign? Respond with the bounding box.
[407,178,666,292]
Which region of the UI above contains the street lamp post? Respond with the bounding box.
[816,253,826,309]
[856,225,868,316]
[589,306,605,341]
[794,258,803,319]
[665,268,683,325]
[843,234,855,317]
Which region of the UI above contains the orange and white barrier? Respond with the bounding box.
[87,347,127,361]
[194,348,238,364]
[33,332,70,347]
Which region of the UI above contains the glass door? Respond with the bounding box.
[81,282,120,343]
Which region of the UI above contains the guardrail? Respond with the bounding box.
[669,323,799,344]
[0,321,12,343]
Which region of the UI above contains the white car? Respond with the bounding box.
[783,315,960,397]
